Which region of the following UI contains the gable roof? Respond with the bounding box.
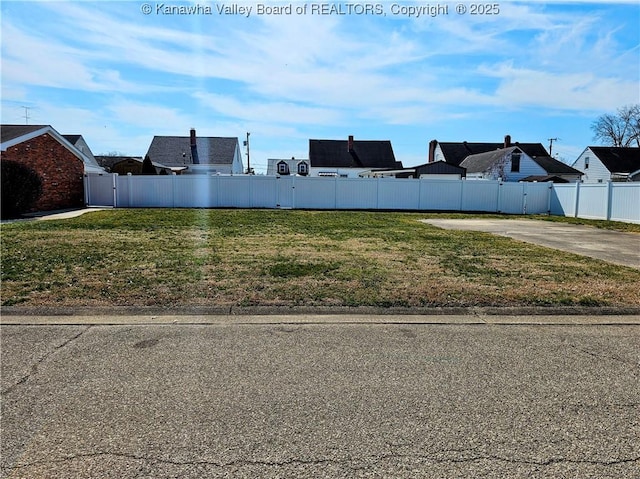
[145,136,239,167]
[531,155,582,175]
[436,141,549,166]
[587,147,640,173]
[309,139,401,169]
[1,124,105,173]
[62,134,101,168]
[96,155,143,170]
[460,146,523,173]
[415,161,466,176]
[1,124,50,144]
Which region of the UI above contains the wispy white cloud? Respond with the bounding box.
[2,0,638,171]
[484,63,638,110]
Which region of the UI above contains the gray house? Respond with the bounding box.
[61,134,105,174]
[145,128,244,175]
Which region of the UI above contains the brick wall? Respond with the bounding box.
[1,133,85,212]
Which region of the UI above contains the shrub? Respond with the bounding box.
[1,160,43,219]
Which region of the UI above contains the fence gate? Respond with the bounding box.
[84,174,116,206]
[276,176,294,209]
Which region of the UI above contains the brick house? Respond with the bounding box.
[1,125,94,212]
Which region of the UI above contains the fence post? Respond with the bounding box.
[496,181,503,213]
[292,175,296,210]
[606,181,614,221]
[83,174,89,206]
[573,181,581,218]
[127,173,133,207]
[113,173,118,208]
[171,173,176,208]
[522,182,528,215]
[547,182,553,215]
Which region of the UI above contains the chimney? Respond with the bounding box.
[428,139,437,163]
[348,135,354,152]
[504,134,511,148]
[190,128,200,164]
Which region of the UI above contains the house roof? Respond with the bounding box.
[309,139,402,169]
[436,141,549,166]
[1,124,50,144]
[520,175,570,183]
[1,124,105,173]
[62,134,102,168]
[415,160,467,174]
[460,147,583,176]
[588,147,640,173]
[460,146,522,173]
[95,156,143,170]
[531,155,582,175]
[145,136,239,167]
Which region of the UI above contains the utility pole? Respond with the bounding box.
[22,106,31,125]
[548,138,559,157]
[244,132,252,174]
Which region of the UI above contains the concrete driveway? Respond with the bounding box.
[422,219,640,269]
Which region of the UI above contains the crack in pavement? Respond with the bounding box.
[1,326,92,395]
[6,450,639,473]
[567,343,640,368]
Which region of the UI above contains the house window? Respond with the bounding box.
[510,153,521,173]
[297,161,309,176]
[277,161,290,175]
[585,157,589,169]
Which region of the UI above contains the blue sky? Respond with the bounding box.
[2,1,639,173]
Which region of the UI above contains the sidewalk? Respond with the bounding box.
[1,207,109,224]
[2,313,639,325]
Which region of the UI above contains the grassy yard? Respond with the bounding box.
[1,209,639,309]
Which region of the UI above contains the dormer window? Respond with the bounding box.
[277,161,290,175]
[297,161,309,176]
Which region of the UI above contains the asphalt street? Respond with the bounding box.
[2,320,639,478]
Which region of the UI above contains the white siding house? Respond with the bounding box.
[572,147,640,183]
[460,147,546,181]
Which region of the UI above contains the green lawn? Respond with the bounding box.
[1,210,639,309]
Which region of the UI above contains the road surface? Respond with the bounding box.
[2,319,639,478]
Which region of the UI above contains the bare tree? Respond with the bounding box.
[591,104,640,147]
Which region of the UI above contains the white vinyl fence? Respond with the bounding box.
[551,182,640,224]
[84,174,639,222]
